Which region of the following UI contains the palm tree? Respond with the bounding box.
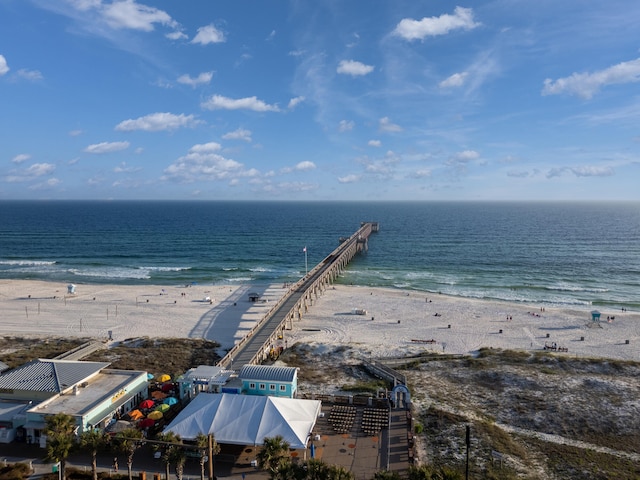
[79,429,109,480]
[44,413,77,480]
[373,471,402,480]
[166,443,187,480]
[155,431,181,480]
[326,464,354,480]
[195,433,220,480]
[256,435,291,477]
[114,428,143,480]
[302,458,330,480]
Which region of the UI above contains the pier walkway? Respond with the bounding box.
[217,222,378,370]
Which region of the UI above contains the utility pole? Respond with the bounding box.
[208,433,215,480]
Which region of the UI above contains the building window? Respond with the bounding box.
[279,385,286,391]
[249,383,256,389]
[269,384,276,391]
[259,383,266,390]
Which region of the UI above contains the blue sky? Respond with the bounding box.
[1,0,639,201]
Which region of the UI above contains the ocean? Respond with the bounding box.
[0,201,639,311]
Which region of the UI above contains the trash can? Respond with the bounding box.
[139,472,146,480]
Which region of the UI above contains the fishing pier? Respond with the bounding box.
[218,222,378,369]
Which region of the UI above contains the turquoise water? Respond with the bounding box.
[0,201,638,310]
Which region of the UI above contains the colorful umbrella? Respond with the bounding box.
[151,391,167,400]
[161,382,174,393]
[147,410,163,420]
[158,374,171,383]
[163,397,178,406]
[128,409,144,421]
[140,399,155,409]
[155,403,170,413]
[138,418,155,429]
[147,373,155,380]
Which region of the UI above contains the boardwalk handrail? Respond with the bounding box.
[217,222,377,369]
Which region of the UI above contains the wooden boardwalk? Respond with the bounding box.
[217,222,378,370]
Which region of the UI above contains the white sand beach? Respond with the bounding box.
[0,280,638,361]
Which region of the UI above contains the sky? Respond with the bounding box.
[1,0,639,201]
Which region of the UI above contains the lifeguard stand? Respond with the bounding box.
[588,310,603,328]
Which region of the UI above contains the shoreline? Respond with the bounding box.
[0,279,638,362]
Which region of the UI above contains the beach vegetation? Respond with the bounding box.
[0,336,87,368]
[340,379,388,394]
[0,462,31,480]
[86,337,221,376]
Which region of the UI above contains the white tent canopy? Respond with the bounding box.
[163,393,321,449]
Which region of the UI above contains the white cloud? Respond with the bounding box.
[379,117,402,133]
[393,7,479,41]
[69,129,83,137]
[115,112,201,132]
[102,0,176,32]
[177,72,213,87]
[189,142,222,153]
[28,178,61,191]
[222,128,252,142]
[288,96,305,109]
[542,58,640,99]
[84,141,130,154]
[447,150,480,165]
[415,168,432,178]
[26,163,56,177]
[339,120,355,132]
[192,24,226,45]
[68,0,101,11]
[166,30,187,41]
[507,170,530,178]
[201,95,279,112]
[163,144,244,183]
[16,69,43,81]
[12,154,31,164]
[294,161,316,171]
[547,165,614,178]
[114,162,142,173]
[0,55,10,75]
[337,60,374,76]
[368,140,382,147]
[338,174,360,183]
[439,72,468,88]
[5,163,55,183]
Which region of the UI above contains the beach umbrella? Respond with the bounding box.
[139,418,155,429]
[147,410,163,420]
[163,397,178,406]
[140,399,155,409]
[161,382,174,393]
[155,403,170,413]
[158,374,171,383]
[128,409,144,421]
[147,373,155,380]
[151,391,167,400]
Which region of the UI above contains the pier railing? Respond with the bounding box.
[217,222,377,369]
